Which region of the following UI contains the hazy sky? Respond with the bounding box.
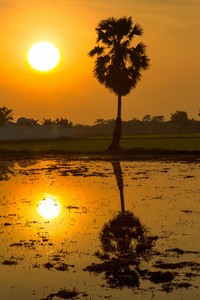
[0,0,199,124]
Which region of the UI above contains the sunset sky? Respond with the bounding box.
[0,0,199,124]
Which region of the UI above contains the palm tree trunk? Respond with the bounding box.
[107,94,122,151]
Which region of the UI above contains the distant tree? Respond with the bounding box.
[94,119,105,125]
[105,118,115,127]
[170,111,189,124]
[151,115,164,122]
[170,111,189,133]
[88,16,150,150]
[42,118,73,127]
[148,115,165,134]
[55,118,73,127]
[142,114,151,122]
[42,118,55,125]
[0,106,14,125]
[17,118,39,126]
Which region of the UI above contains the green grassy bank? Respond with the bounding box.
[0,133,200,153]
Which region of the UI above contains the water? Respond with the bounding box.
[0,156,200,299]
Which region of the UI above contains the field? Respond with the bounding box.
[1,157,200,300]
[0,133,200,153]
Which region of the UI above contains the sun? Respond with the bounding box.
[27,41,61,72]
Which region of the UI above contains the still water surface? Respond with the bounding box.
[0,157,200,299]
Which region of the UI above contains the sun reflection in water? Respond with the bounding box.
[37,195,61,220]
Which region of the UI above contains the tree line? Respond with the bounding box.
[73,110,200,137]
[0,107,73,128]
[1,105,200,136]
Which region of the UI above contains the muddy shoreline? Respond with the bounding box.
[1,148,200,163]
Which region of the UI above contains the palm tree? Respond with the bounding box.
[88,16,150,150]
[0,106,14,125]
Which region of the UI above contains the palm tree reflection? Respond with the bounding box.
[0,160,37,181]
[86,161,157,289]
[111,161,125,212]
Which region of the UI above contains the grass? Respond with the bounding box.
[93,133,200,140]
[0,139,110,152]
[0,134,200,154]
[121,136,200,151]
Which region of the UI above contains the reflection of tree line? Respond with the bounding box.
[0,160,36,181]
[85,161,200,292]
[0,162,15,181]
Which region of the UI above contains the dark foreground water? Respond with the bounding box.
[0,156,200,300]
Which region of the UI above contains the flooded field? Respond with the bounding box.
[0,156,200,300]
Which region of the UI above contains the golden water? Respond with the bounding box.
[0,157,199,299]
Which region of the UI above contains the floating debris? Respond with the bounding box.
[154,261,200,270]
[4,222,12,226]
[55,263,69,271]
[165,248,200,255]
[43,262,54,270]
[2,260,18,266]
[32,263,40,268]
[9,243,23,247]
[39,288,79,299]
[148,271,177,284]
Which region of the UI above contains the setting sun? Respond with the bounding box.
[27,41,61,72]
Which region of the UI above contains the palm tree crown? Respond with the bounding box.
[88,16,150,97]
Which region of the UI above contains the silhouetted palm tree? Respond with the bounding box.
[88,16,150,150]
[0,106,14,125]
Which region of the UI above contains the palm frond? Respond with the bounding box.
[93,55,110,83]
[135,42,147,55]
[0,106,14,124]
[96,30,113,46]
[96,18,116,45]
[121,40,131,60]
[127,47,150,72]
[129,23,144,39]
[121,39,131,50]
[88,46,104,57]
[115,17,133,40]
[96,17,133,44]
[140,57,151,70]
[96,17,116,32]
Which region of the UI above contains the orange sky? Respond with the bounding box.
[0,0,200,124]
